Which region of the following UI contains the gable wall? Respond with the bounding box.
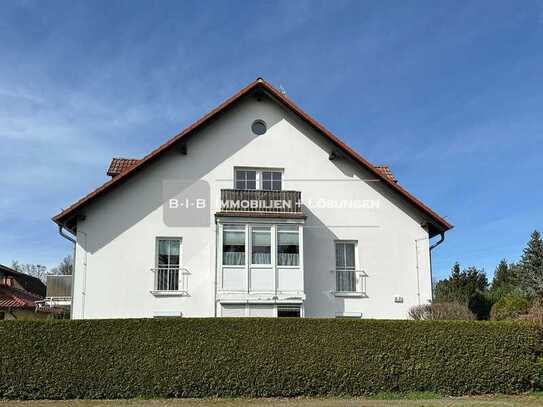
[72,95,432,319]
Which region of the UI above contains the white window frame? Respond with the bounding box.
[334,240,362,295]
[250,225,273,267]
[153,237,183,294]
[234,167,283,191]
[156,237,182,269]
[276,224,301,268]
[222,224,247,267]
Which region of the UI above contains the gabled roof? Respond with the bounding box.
[0,264,46,297]
[0,284,43,309]
[53,78,452,236]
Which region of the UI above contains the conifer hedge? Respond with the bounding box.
[1,318,541,399]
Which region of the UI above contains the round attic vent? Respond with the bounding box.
[251,120,267,135]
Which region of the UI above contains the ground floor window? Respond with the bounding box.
[220,303,302,317]
[277,305,301,317]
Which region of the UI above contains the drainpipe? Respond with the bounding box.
[58,223,77,318]
[429,232,445,301]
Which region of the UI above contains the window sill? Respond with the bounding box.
[150,290,188,297]
[333,291,367,298]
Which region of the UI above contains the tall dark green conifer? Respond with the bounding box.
[518,230,543,297]
[490,259,517,293]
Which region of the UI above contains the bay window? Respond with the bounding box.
[251,226,271,265]
[221,224,301,267]
[223,225,246,265]
[277,225,299,266]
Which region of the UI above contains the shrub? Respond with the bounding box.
[408,303,475,320]
[0,319,541,399]
[520,299,543,323]
[490,291,531,321]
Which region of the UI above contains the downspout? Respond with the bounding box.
[58,223,77,318]
[429,232,445,301]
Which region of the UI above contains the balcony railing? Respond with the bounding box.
[46,275,72,299]
[334,270,368,296]
[151,267,190,296]
[220,189,302,214]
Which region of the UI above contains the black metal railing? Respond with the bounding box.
[220,189,302,214]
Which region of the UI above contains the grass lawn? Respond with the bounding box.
[2,394,543,407]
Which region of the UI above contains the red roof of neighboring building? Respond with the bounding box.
[53,78,452,236]
[0,285,43,309]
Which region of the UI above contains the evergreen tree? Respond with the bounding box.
[518,230,543,297]
[490,259,517,293]
[434,263,490,319]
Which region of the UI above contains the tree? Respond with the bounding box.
[434,263,490,319]
[517,230,543,298]
[10,261,48,283]
[491,259,517,292]
[50,256,73,275]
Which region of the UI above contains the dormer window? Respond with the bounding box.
[234,168,283,191]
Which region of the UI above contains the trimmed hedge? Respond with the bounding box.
[0,318,542,399]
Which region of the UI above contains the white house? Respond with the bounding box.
[53,78,452,319]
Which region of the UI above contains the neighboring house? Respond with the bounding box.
[0,264,50,320]
[53,78,452,320]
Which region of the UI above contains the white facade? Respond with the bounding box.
[62,84,447,320]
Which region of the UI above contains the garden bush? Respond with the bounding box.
[408,303,475,320]
[490,291,531,320]
[0,318,541,399]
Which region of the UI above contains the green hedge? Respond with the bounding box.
[1,319,542,399]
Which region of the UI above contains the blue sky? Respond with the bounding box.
[1,0,542,281]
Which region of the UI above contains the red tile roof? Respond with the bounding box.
[107,158,141,177]
[0,285,43,309]
[53,78,452,236]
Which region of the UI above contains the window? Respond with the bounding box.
[251,120,267,135]
[234,168,282,191]
[262,171,282,191]
[0,311,4,320]
[156,239,181,291]
[223,225,246,266]
[235,170,257,190]
[251,226,271,265]
[277,305,301,317]
[335,242,356,292]
[277,225,299,266]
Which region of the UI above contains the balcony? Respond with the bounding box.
[334,270,368,297]
[218,189,303,217]
[43,274,72,307]
[150,267,190,296]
